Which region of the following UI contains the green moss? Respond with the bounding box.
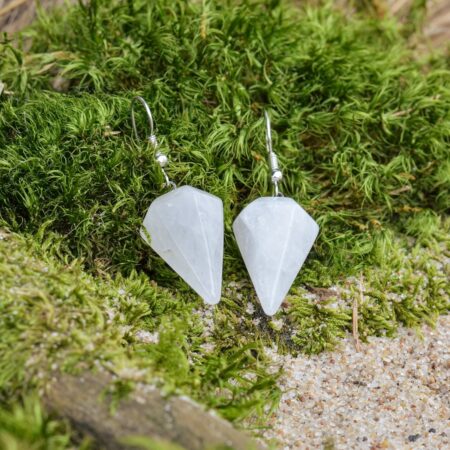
[0,395,83,450]
[0,229,280,424]
[288,224,449,352]
[0,0,448,281]
[0,224,446,446]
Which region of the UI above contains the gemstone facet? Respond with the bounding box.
[233,197,319,316]
[141,186,224,305]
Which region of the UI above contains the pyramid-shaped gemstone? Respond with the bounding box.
[141,186,224,305]
[233,197,319,315]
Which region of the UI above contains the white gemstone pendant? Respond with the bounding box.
[141,185,224,305]
[233,197,319,316]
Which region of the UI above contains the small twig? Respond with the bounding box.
[353,275,362,352]
[389,185,412,196]
[0,81,13,96]
[200,0,208,39]
[391,107,414,117]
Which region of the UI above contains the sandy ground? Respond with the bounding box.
[263,315,449,449]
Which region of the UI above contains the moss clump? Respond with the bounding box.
[0,224,447,445]
[0,229,280,425]
[0,0,448,279]
[0,395,77,450]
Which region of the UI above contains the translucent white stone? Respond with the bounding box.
[141,186,223,305]
[233,197,319,316]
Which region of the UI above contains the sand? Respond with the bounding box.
[264,315,450,449]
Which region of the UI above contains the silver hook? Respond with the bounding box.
[264,111,283,197]
[131,96,156,144]
[131,96,176,189]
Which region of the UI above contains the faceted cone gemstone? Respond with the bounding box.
[141,186,224,305]
[233,197,319,316]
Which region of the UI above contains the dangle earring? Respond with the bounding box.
[132,97,224,305]
[233,111,319,316]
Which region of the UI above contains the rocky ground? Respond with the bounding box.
[263,315,450,449]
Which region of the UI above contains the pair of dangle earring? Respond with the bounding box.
[134,98,319,316]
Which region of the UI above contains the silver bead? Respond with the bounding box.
[271,170,283,183]
[148,134,158,147]
[156,152,169,167]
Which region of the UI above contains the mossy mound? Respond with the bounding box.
[0,0,449,447]
[0,229,280,421]
[0,0,448,278]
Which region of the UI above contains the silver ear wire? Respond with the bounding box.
[131,96,176,189]
[264,111,283,197]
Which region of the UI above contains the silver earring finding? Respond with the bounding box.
[264,110,283,197]
[131,96,175,189]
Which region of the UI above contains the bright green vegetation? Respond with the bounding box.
[0,229,280,423]
[1,0,449,279]
[0,225,447,446]
[0,0,449,447]
[0,395,75,450]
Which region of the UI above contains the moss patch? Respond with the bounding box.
[0,229,280,425]
[0,0,448,280]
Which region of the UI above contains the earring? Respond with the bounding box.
[133,97,224,305]
[233,111,319,316]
